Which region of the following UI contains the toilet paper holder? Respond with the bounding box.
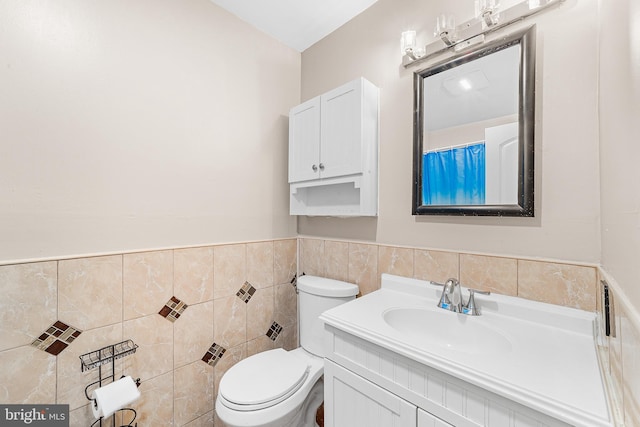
[80,340,140,427]
[85,376,141,409]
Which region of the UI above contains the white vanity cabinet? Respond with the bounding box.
[418,409,454,427]
[321,274,612,427]
[288,77,379,216]
[325,359,417,427]
[323,325,574,427]
[325,359,454,427]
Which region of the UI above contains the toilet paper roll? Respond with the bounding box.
[91,376,141,419]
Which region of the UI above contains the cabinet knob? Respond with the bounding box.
[319,163,325,171]
[312,164,318,172]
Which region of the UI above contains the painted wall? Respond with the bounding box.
[597,2,640,421]
[598,0,640,318]
[299,0,601,264]
[425,115,517,151]
[0,0,300,263]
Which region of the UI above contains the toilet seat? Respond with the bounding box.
[219,348,310,411]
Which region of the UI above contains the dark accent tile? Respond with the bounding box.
[202,343,226,367]
[53,320,68,330]
[31,337,46,348]
[45,340,68,356]
[266,321,283,341]
[31,321,82,356]
[291,272,305,290]
[159,296,188,322]
[236,281,256,303]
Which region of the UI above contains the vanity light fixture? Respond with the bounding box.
[401,30,425,60]
[401,0,564,68]
[401,30,417,59]
[434,14,456,46]
[475,0,499,27]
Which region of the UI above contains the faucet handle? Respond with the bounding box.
[463,288,491,316]
[436,284,452,309]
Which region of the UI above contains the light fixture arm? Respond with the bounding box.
[481,10,498,27]
[439,31,454,46]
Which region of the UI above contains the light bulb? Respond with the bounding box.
[401,30,417,55]
[459,79,472,91]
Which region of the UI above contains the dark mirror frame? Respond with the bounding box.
[412,25,535,217]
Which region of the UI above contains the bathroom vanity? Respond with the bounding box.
[320,274,613,427]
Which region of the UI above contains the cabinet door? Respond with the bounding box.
[325,360,416,427]
[320,79,363,179]
[289,96,321,182]
[418,409,453,427]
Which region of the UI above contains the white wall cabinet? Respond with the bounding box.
[288,77,379,216]
[289,97,321,183]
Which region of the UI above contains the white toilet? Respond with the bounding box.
[215,275,359,427]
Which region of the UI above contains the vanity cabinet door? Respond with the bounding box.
[418,409,453,427]
[288,96,321,183]
[325,360,417,427]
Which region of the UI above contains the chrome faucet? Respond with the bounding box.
[463,288,491,316]
[437,278,463,312]
[436,278,490,315]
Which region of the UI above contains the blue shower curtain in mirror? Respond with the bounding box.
[423,143,486,205]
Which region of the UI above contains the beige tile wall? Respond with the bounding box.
[597,269,640,427]
[0,238,297,426]
[3,236,638,427]
[300,237,597,310]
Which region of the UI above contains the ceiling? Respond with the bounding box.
[424,44,520,132]
[209,0,380,52]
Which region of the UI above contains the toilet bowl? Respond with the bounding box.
[215,276,359,427]
[216,348,324,426]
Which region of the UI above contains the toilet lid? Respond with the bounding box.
[219,348,310,409]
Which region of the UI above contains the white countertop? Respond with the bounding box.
[320,274,612,427]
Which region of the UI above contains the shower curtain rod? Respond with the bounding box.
[424,139,485,154]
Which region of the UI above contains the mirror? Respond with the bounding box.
[412,26,535,216]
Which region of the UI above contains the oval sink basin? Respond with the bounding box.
[382,308,512,355]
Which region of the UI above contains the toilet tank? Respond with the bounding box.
[297,275,359,357]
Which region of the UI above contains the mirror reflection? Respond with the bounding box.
[412,26,535,216]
